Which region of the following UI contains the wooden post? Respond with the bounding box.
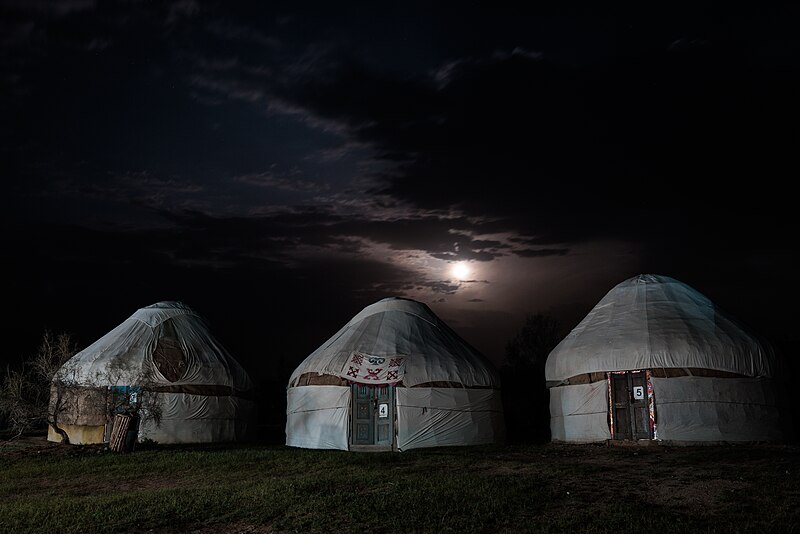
[109,414,132,452]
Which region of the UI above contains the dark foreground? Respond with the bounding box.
[1,437,798,533]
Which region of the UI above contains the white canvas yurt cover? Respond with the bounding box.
[49,301,254,445]
[546,274,780,443]
[286,297,504,451]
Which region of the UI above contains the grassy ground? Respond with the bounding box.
[1,437,799,533]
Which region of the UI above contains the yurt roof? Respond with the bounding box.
[59,301,252,390]
[545,274,774,381]
[289,297,500,388]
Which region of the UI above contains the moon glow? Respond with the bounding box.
[451,261,471,281]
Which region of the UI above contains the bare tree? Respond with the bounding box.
[0,331,77,442]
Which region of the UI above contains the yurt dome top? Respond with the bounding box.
[129,300,199,326]
[545,274,774,382]
[59,301,252,391]
[289,297,500,388]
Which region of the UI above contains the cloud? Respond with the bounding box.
[0,20,36,47]
[430,250,499,262]
[189,73,266,104]
[416,280,460,295]
[36,171,211,220]
[513,248,569,258]
[433,47,543,88]
[214,38,795,252]
[204,19,281,48]
[667,38,708,51]
[155,208,509,265]
[432,58,472,88]
[1,0,97,17]
[105,171,205,196]
[10,13,797,257]
[233,169,330,193]
[85,38,109,51]
[509,47,544,61]
[167,0,199,24]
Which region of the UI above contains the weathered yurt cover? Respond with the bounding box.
[54,301,253,444]
[546,274,780,442]
[286,297,504,450]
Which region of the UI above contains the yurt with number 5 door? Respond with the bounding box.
[286,297,505,451]
[545,274,782,443]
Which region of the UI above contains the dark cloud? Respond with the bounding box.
[0,0,96,17]
[416,281,460,295]
[233,169,330,193]
[167,0,199,25]
[242,18,798,253]
[513,248,569,258]
[204,19,281,48]
[153,208,513,268]
[430,250,499,262]
[0,19,35,47]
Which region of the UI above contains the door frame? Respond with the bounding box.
[349,383,396,451]
[607,370,656,440]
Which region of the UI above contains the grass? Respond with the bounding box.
[1,439,799,533]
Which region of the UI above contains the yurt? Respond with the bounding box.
[546,274,781,443]
[286,297,504,451]
[48,301,254,445]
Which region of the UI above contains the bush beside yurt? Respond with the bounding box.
[545,274,781,443]
[48,301,254,445]
[286,297,505,451]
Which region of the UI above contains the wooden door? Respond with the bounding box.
[353,384,374,445]
[351,384,394,448]
[375,386,394,446]
[611,373,631,439]
[610,371,653,440]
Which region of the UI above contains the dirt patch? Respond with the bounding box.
[0,435,104,459]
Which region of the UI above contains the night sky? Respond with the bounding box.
[2,2,798,384]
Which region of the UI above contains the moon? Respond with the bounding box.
[451,261,471,281]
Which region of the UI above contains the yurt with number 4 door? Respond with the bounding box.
[48,301,254,445]
[545,274,781,443]
[286,297,505,451]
